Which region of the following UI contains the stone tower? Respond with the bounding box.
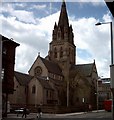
[48,1,76,70]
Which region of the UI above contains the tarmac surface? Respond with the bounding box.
[1,110,112,120]
[1,118,112,120]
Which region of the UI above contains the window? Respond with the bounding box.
[76,97,79,102]
[46,90,48,98]
[25,87,26,93]
[57,28,61,40]
[54,47,57,58]
[69,48,71,55]
[50,91,51,98]
[34,66,42,76]
[32,85,36,94]
[60,47,63,58]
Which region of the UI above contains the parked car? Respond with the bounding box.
[14,108,30,114]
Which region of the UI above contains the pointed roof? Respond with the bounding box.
[58,1,69,28]
[36,76,54,90]
[76,63,94,77]
[40,57,63,76]
[70,62,95,78]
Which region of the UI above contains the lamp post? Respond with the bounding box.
[0,39,2,82]
[96,77,99,112]
[0,39,2,119]
[95,21,114,120]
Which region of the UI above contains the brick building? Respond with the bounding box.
[1,34,19,116]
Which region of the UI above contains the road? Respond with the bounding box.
[2,110,112,120]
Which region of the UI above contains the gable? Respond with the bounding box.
[70,63,93,78]
[29,55,63,77]
[28,56,48,76]
[70,61,98,87]
[70,66,91,88]
[76,63,93,77]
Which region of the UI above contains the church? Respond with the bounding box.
[8,1,98,112]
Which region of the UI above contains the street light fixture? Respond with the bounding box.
[95,21,114,120]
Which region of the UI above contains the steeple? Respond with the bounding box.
[49,1,76,65]
[58,0,69,28]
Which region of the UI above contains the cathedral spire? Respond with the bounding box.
[49,1,76,65]
[58,0,69,28]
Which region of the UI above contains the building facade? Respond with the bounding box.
[98,78,111,109]
[1,34,19,116]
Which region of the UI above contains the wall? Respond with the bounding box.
[28,77,43,105]
[8,77,26,105]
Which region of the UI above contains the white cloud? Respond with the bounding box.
[32,4,47,10]
[14,3,27,8]
[1,3,36,23]
[103,12,112,22]
[11,10,36,23]
[1,3,14,13]
[0,2,111,78]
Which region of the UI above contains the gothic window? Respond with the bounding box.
[57,28,61,40]
[32,85,36,94]
[60,47,63,58]
[25,87,27,93]
[54,47,57,58]
[50,91,51,98]
[72,50,74,61]
[46,90,49,98]
[58,32,60,38]
[76,97,79,102]
[69,48,71,56]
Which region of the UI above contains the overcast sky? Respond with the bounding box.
[0,0,113,78]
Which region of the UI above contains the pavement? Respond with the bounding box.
[1,110,111,120]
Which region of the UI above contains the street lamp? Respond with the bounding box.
[0,39,2,81]
[95,22,113,64]
[95,21,114,120]
[0,39,2,119]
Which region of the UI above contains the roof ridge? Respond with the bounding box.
[40,56,58,65]
[15,71,33,77]
[76,62,94,66]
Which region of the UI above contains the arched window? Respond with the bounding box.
[58,31,61,39]
[54,47,57,58]
[71,49,74,61]
[60,47,63,58]
[32,85,36,94]
[57,28,61,40]
[69,48,71,56]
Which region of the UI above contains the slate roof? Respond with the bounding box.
[40,57,63,76]
[70,63,94,78]
[76,63,94,77]
[14,71,33,86]
[15,71,54,90]
[37,76,54,90]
